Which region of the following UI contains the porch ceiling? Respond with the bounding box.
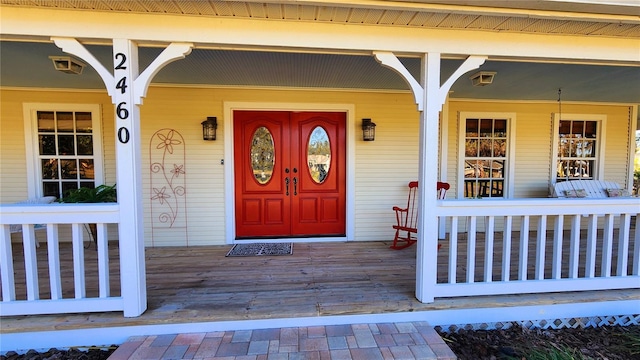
[2,40,639,104]
[0,0,639,104]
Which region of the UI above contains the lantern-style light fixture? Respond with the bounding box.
[362,118,376,141]
[201,117,218,141]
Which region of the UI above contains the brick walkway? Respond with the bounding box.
[107,322,457,359]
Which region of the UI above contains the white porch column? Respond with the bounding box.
[53,38,192,317]
[375,51,485,302]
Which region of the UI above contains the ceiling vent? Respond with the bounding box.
[49,56,85,75]
[469,71,496,86]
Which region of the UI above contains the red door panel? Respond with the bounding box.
[234,110,346,238]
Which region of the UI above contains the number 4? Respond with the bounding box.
[116,77,128,94]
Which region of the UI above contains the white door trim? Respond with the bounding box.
[223,102,356,244]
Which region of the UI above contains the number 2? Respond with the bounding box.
[115,53,127,70]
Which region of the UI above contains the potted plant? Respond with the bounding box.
[57,184,117,245]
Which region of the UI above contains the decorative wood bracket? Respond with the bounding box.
[52,37,193,105]
[374,51,487,111]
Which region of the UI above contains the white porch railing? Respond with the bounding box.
[436,198,640,298]
[0,203,121,316]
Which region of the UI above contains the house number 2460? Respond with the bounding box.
[115,52,130,144]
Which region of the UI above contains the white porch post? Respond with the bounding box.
[53,38,192,317]
[415,53,441,302]
[375,51,486,302]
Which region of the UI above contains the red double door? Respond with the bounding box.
[234,111,346,238]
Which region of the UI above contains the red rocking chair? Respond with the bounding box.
[391,181,450,250]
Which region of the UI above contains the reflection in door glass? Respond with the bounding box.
[307,126,331,184]
[251,126,275,184]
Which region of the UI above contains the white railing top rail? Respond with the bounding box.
[0,203,119,224]
[437,198,639,217]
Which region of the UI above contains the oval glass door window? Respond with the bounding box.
[251,126,275,184]
[307,126,331,183]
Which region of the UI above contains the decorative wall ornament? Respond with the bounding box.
[149,128,188,245]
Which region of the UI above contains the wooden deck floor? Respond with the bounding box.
[1,239,638,334]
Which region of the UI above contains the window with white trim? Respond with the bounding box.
[553,114,604,182]
[24,104,103,199]
[459,113,515,199]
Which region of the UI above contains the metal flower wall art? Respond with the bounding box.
[149,129,187,232]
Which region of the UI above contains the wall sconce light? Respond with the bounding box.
[469,71,496,86]
[362,118,376,141]
[201,117,218,141]
[49,56,85,75]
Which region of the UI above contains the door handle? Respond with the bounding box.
[285,177,290,196]
[293,177,298,195]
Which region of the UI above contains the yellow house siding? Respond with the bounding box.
[1,87,633,246]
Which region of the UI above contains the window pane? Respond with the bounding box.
[57,112,74,133]
[478,139,491,157]
[493,139,506,157]
[77,135,93,155]
[58,135,75,155]
[491,160,504,178]
[60,159,77,179]
[41,159,59,179]
[307,126,331,184]
[80,181,95,189]
[585,121,597,138]
[43,182,60,198]
[39,135,56,155]
[61,182,78,197]
[251,126,275,185]
[559,120,571,135]
[465,139,478,157]
[79,159,94,179]
[76,112,92,133]
[479,119,492,137]
[571,121,585,136]
[37,111,55,132]
[558,138,570,157]
[465,119,478,137]
[494,120,507,137]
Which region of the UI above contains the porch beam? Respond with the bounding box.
[3,7,639,65]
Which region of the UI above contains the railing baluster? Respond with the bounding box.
[633,216,639,276]
[1,225,16,301]
[46,224,62,300]
[552,215,564,279]
[518,216,529,281]
[616,214,631,276]
[449,217,458,284]
[569,215,581,278]
[501,216,512,282]
[535,215,547,280]
[601,215,615,277]
[585,215,598,278]
[23,225,40,300]
[96,223,110,298]
[467,216,476,283]
[484,216,495,282]
[72,223,86,299]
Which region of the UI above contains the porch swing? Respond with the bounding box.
[391,181,450,249]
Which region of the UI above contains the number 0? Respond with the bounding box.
[118,127,130,144]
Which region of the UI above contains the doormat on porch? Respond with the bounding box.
[225,243,293,257]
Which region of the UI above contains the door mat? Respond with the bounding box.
[226,243,293,257]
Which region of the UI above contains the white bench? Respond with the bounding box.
[551,180,628,198]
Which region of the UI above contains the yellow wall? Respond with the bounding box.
[1,87,634,247]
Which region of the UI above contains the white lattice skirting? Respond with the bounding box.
[436,314,640,333]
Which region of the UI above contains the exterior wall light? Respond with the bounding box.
[49,56,85,75]
[362,118,376,141]
[201,117,218,141]
[469,71,496,86]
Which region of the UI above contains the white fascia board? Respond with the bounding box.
[1,7,639,64]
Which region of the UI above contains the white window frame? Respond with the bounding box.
[458,112,516,199]
[551,113,606,183]
[23,103,104,198]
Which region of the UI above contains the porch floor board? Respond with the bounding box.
[1,237,638,335]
